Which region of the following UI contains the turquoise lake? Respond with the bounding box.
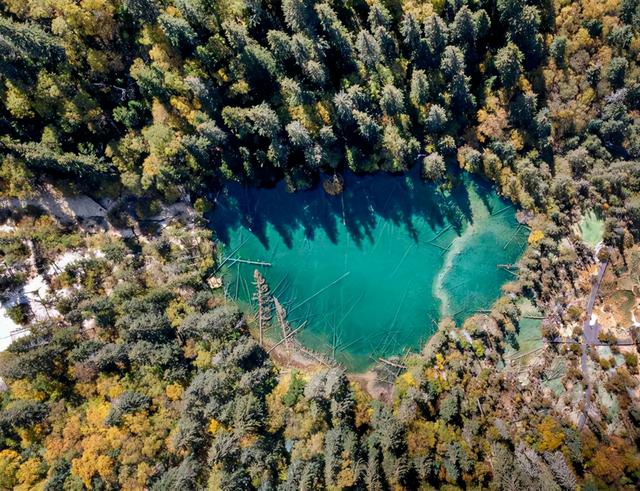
[209,169,528,371]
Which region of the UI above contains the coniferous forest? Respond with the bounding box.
[1,0,640,489]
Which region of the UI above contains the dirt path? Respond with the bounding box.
[578,259,608,430]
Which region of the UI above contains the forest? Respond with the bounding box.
[1,0,640,489]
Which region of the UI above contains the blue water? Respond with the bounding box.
[208,169,527,371]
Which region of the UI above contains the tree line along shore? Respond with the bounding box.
[1,0,640,489]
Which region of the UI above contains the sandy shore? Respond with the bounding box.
[349,371,394,402]
[260,331,393,400]
[266,340,326,371]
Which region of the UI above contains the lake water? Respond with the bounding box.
[209,169,528,371]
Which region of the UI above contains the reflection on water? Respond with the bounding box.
[208,168,527,371]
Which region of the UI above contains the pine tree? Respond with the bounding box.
[425,105,448,134]
[450,6,476,61]
[158,13,197,51]
[423,14,448,68]
[365,439,387,491]
[356,31,381,69]
[315,3,356,69]
[410,69,430,106]
[283,0,318,33]
[0,17,65,81]
[441,46,475,116]
[380,84,405,116]
[495,42,524,89]
[608,57,628,90]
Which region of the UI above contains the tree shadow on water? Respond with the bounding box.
[207,167,490,249]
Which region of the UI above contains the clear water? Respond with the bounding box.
[209,169,527,371]
[577,209,604,248]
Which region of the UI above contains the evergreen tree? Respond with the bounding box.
[450,6,476,61]
[410,69,430,106]
[423,14,449,68]
[608,57,628,90]
[283,0,318,33]
[495,42,524,88]
[356,30,382,69]
[380,84,405,116]
[158,13,197,51]
[425,105,448,134]
[316,3,356,69]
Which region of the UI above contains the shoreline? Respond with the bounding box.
[255,323,396,400]
[225,181,520,399]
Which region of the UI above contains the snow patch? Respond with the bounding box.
[0,305,28,351]
[0,250,88,350]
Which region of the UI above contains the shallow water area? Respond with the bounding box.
[209,169,527,371]
[576,209,604,248]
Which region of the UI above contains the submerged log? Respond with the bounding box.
[491,204,513,216]
[267,321,307,354]
[227,257,272,267]
[288,272,350,314]
[298,346,336,367]
[503,224,523,250]
[378,357,407,370]
[213,236,249,272]
[274,298,291,352]
[428,224,453,243]
[253,270,272,346]
[508,346,544,361]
